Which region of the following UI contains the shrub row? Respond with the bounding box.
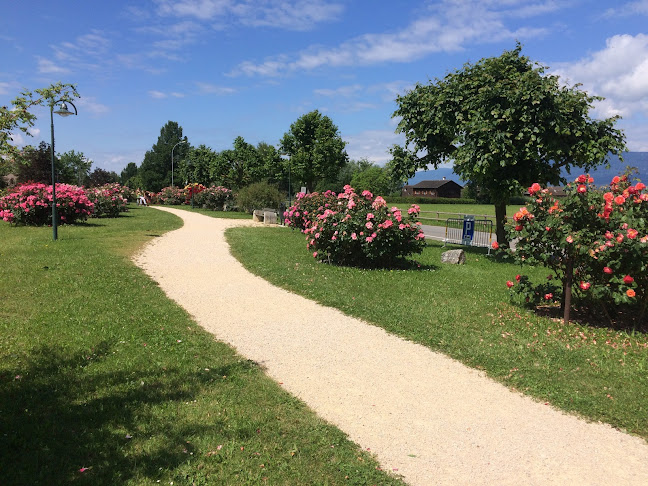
[0,182,133,226]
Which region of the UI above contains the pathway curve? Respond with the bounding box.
[134,207,648,486]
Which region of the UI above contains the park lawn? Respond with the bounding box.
[389,203,520,227]
[0,205,403,486]
[225,224,648,441]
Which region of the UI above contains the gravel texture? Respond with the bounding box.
[134,207,648,486]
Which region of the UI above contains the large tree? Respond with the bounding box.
[280,110,348,193]
[390,44,626,244]
[138,121,188,192]
[177,145,216,186]
[17,142,54,183]
[209,136,268,189]
[58,150,92,186]
[120,162,139,185]
[88,167,119,187]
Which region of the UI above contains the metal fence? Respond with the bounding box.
[443,216,494,254]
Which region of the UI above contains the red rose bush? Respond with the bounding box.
[502,174,648,325]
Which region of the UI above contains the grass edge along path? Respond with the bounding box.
[0,206,404,485]
[225,224,648,442]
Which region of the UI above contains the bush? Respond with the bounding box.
[502,174,648,325]
[236,182,284,213]
[193,185,233,210]
[0,182,94,225]
[156,186,187,205]
[286,186,426,267]
[86,183,129,218]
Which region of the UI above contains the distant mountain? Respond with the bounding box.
[406,152,648,187]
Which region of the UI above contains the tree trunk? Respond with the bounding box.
[563,257,573,325]
[494,201,509,246]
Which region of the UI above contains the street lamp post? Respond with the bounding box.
[50,100,78,241]
[171,140,187,187]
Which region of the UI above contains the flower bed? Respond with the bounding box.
[0,182,94,225]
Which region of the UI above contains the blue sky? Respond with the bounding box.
[1,0,647,176]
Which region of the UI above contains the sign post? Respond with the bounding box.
[462,215,475,246]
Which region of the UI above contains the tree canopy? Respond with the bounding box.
[280,110,348,193]
[1,82,80,170]
[138,121,188,192]
[390,44,626,243]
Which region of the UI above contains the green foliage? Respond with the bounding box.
[119,162,139,185]
[16,142,53,184]
[58,149,92,186]
[209,136,269,189]
[88,167,119,187]
[0,82,79,167]
[139,121,188,192]
[391,43,626,243]
[235,181,284,213]
[503,174,648,325]
[350,165,392,197]
[177,144,216,187]
[285,186,426,267]
[280,110,348,192]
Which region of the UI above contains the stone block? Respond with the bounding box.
[441,249,466,264]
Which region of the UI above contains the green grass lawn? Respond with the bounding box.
[0,206,403,486]
[225,224,648,441]
[390,203,519,227]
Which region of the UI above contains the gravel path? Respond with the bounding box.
[134,207,648,486]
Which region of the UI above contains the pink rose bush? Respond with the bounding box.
[285,185,426,267]
[502,174,648,325]
[155,186,186,205]
[0,182,94,225]
[85,183,129,218]
[192,185,233,210]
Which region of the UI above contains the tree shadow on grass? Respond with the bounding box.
[0,342,254,485]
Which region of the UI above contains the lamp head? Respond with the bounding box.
[54,102,74,117]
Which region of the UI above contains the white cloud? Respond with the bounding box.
[154,0,343,30]
[345,129,405,166]
[36,57,70,75]
[148,90,187,99]
[195,82,237,95]
[604,0,648,17]
[149,90,168,99]
[314,85,363,98]
[77,97,110,116]
[551,34,648,117]
[229,0,553,77]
